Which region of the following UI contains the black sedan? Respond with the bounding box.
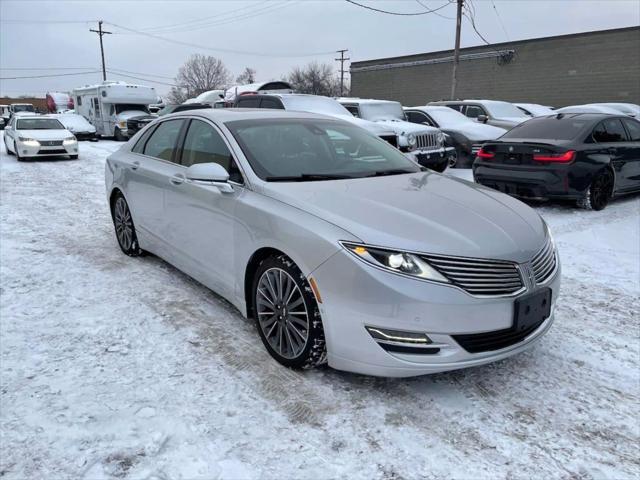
[473,113,640,210]
[126,103,212,138]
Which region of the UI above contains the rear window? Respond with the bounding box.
[502,117,589,140]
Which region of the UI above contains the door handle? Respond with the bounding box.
[170,174,185,185]
[130,161,140,170]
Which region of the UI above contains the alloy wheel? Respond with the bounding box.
[255,268,309,359]
[114,197,134,251]
[590,171,613,210]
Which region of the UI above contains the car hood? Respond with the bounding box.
[373,119,439,136]
[333,114,395,136]
[261,173,546,263]
[116,110,150,121]
[446,122,506,140]
[17,129,73,140]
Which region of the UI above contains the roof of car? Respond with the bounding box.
[164,108,340,123]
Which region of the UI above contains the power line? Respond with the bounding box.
[344,0,452,16]
[416,0,455,20]
[0,19,97,24]
[108,68,175,80]
[463,1,491,45]
[105,21,335,58]
[0,67,95,71]
[0,71,101,80]
[105,70,177,87]
[491,0,510,40]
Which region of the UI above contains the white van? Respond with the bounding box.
[72,81,157,140]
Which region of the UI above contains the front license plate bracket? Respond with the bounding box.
[513,288,551,332]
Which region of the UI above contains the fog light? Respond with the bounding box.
[366,326,431,345]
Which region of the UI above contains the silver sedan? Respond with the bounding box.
[105,109,561,377]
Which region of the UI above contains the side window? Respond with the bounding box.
[77,96,82,106]
[622,119,640,141]
[236,97,260,108]
[464,105,485,119]
[593,119,629,142]
[344,105,360,117]
[445,104,463,113]
[93,98,100,114]
[132,125,156,154]
[143,119,184,161]
[181,120,243,183]
[406,111,432,126]
[259,98,284,109]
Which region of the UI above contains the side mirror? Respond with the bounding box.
[477,114,488,123]
[185,162,233,193]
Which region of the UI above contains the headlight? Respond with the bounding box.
[342,242,450,283]
[406,133,417,148]
[118,121,127,128]
[63,136,77,145]
[18,137,40,147]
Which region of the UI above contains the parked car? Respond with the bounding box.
[404,105,506,168]
[586,103,640,118]
[554,104,622,115]
[233,93,399,149]
[106,109,560,377]
[473,113,640,210]
[51,113,97,141]
[184,89,225,105]
[126,103,212,137]
[46,92,74,113]
[515,103,555,117]
[0,105,9,129]
[337,98,455,172]
[429,100,529,129]
[3,115,78,161]
[223,81,294,106]
[9,103,36,119]
[72,81,157,140]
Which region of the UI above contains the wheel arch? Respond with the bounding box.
[243,247,289,319]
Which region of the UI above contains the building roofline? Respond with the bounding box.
[351,25,640,67]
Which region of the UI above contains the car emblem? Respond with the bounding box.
[518,263,536,291]
[508,146,514,152]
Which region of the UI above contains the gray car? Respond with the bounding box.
[105,109,561,377]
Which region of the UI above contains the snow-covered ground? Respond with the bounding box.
[1,136,638,479]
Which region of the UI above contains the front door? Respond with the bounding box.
[163,118,245,297]
[620,118,640,192]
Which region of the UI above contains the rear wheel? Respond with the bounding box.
[578,169,614,211]
[252,255,326,369]
[111,193,145,256]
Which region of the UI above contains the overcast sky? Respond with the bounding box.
[1,0,638,98]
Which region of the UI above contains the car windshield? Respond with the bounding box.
[425,108,472,126]
[157,105,177,116]
[16,118,65,130]
[227,118,421,181]
[13,104,35,113]
[501,116,589,140]
[281,96,350,116]
[115,104,148,114]
[483,101,528,118]
[359,102,405,121]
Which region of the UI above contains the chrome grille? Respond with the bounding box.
[40,140,63,147]
[416,133,438,150]
[420,254,524,296]
[532,238,556,284]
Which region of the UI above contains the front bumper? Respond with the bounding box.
[311,249,561,377]
[15,141,78,158]
[407,146,456,171]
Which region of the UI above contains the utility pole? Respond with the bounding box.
[335,49,350,97]
[450,0,463,100]
[90,21,112,82]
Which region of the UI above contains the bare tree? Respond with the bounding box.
[168,54,232,103]
[236,67,257,85]
[287,62,344,97]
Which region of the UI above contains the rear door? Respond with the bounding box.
[125,118,187,245]
[592,118,630,192]
[621,118,640,192]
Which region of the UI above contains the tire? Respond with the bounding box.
[69,155,78,160]
[114,128,127,142]
[577,169,614,211]
[111,192,145,256]
[252,254,327,369]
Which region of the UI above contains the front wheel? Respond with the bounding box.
[578,169,613,211]
[252,255,327,369]
[4,137,14,156]
[111,193,145,256]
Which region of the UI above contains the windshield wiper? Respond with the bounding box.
[265,173,355,182]
[366,168,418,177]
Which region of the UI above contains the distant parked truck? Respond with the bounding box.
[72,81,158,140]
[8,103,35,118]
[46,92,74,113]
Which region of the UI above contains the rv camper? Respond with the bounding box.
[72,81,157,140]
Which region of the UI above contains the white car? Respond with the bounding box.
[3,115,78,161]
[428,99,529,129]
[338,98,456,172]
[555,104,622,115]
[586,103,640,118]
[0,105,8,129]
[515,103,555,117]
[404,105,506,168]
[51,113,97,141]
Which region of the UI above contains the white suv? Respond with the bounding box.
[338,98,455,172]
